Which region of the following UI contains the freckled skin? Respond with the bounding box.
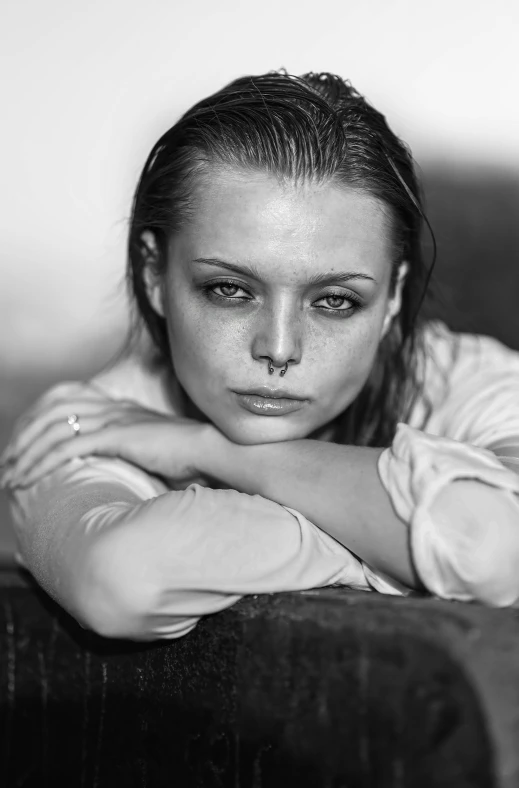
[148,168,402,445]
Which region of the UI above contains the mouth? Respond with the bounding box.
[236,386,306,400]
[233,387,308,417]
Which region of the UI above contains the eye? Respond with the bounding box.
[204,280,252,302]
[324,295,349,309]
[314,292,361,313]
[213,282,243,298]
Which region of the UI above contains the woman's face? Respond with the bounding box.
[147,167,405,444]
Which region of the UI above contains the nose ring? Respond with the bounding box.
[267,358,289,376]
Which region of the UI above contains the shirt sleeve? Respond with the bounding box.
[422,327,519,454]
[375,424,519,605]
[9,453,371,641]
[364,326,519,605]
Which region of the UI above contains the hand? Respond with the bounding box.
[0,382,218,489]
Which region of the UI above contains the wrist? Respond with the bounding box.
[196,424,264,494]
[196,423,237,481]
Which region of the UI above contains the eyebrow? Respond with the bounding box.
[191,257,377,286]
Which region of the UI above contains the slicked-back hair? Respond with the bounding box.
[128,71,433,447]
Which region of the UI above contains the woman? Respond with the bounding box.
[2,72,519,641]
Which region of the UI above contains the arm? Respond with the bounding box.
[203,425,519,606]
[203,438,423,590]
[201,328,519,606]
[10,454,369,641]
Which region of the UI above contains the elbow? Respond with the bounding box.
[467,495,519,607]
[458,536,519,607]
[74,528,166,640]
[423,482,519,607]
[456,561,519,608]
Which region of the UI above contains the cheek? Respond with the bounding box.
[164,292,241,384]
[312,311,385,409]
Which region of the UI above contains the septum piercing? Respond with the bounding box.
[267,358,289,377]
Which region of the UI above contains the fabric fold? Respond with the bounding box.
[378,423,519,605]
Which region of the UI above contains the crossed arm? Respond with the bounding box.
[11,422,519,643]
[202,435,421,588]
[5,378,519,640]
[203,430,519,603]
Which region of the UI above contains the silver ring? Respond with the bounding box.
[67,414,80,437]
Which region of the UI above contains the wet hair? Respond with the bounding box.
[127,70,434,447]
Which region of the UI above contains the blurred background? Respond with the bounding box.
[1,0,518,556]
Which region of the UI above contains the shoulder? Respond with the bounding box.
[422,321,519,374]
[8,349,174,532]
[410,321,519,442]
[91,346,179,415]
[6,347,178,499]
[419,321,519,401]
[30,346,179,418]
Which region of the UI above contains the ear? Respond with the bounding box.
[381,262,408,338]
[141,231,166,318]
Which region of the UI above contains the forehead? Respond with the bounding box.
[174,167,393,281]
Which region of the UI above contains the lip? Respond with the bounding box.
[235,386,306,400]
[234,387,308,417]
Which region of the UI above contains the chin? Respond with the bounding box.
[217,414,316,445]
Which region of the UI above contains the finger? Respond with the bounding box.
[3,382,93,453]
[5,413,115,483]
[0,381,108,460]
[12,400,168,466]
[6,394,117,462]
[7,428,124,489]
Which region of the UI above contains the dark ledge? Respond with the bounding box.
[1,569,519,787]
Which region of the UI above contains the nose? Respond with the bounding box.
[251,299,302,374]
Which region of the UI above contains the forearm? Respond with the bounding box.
[12,456,367,640]
[205,437,423,590]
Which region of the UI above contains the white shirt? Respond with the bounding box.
[9,322,519,640]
